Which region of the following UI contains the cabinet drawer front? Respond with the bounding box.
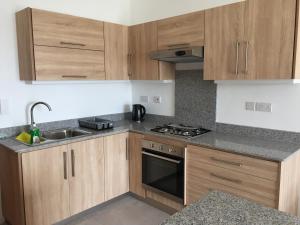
[32,9,104,51]
[187,145,279,181]
[157,11,204,50]
[34,46,105,80]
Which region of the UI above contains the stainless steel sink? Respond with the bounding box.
[42,128,92,140]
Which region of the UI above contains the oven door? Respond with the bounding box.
[142,149,184,199]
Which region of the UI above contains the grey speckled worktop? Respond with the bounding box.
[1,119,300,161]
[161,191,300,225]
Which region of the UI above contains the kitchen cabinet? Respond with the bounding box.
[104,22,129,80]
[185,145,300,216]
[22,145,70,225]
[16,8,105,81]
[128,22,175,80]
[128,132,146,198]
[204,0,297,80]
[104,133,129,201]
[68,139,105,216]
[157,11,205,50]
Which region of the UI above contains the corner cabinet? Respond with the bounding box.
[16,8,106,81]
[128,22,175,80]
[204,0,297,80]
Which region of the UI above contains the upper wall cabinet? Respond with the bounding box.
[128,22,174,80]
[204,0,297,80]
[104,22,129,80]
[157,11,205,50]
[16,8,106,81]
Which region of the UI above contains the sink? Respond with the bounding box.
[42,128,92,140]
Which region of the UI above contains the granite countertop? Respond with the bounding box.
[161,191,300,225]
[1,119,300,161]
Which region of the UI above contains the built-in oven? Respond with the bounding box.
[142,140,184,202]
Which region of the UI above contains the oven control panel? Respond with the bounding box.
[142,140,184,158]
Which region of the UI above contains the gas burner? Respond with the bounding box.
[151,124,210,138]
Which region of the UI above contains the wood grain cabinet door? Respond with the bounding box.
[104,133,129,200]
[31,8,104,51]
[21,145,70,225]
[104,22,129,80]
[157,11,205,50]
[204,2,246,80]
[34,45,105,80]
[128,22,159,80]
[244,0,296,79]
[68,138,105,216]
[128,132,146,198]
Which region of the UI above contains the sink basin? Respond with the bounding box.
[42,128,92,140]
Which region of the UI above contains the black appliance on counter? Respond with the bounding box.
[142,140,184,202]
[78,117,114,130]
[132,104,146,123]
[151,124,210,138]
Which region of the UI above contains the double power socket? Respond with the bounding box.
[245,102,272,113]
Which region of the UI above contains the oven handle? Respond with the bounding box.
[142,151,182,164]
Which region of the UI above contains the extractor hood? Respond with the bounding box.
[149,46,204,63]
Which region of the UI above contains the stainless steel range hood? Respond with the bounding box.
[149,46,204,63]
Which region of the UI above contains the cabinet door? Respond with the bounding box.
[245,0,296,79]
[104,22,129,80]
[128,22,159,80]
[68,138,105,215]
[104,133,129,200]
[22,146,70,225]
[129,132,146,198]
[34,45,105,80]
[157,11,205,50]
[204,2,246,80]
[32,8,104,51]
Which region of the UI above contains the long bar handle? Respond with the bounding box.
[235,41,240,76]
[245,41,249,74]
[63,152,68,180]
[128,54,132,77]
[210,157,242,167]
[71,150,75,177]
[210,173,242,184]
[126,138,129,160]
[62,75,88,79]
[142,151,181,164]
[60,41,86,47]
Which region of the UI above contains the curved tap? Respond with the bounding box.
[30,102,52,126]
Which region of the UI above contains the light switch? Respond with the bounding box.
[0,99,9,115]
[140,96,149,103]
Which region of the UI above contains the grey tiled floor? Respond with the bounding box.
[57,195,170,225]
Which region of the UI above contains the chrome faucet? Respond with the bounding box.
[30,102,52,127]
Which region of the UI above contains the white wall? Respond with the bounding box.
[131,81,175,116]
[129,0,242,24]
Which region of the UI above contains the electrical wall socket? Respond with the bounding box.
[140,96,149,103]
[0,99,9,115]
[153,96,162,104]
[245,102,255,111]
[255,102,272,112]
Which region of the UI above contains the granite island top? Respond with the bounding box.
[161,191,300,225]
[1,119,300,161]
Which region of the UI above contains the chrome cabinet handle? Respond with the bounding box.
[71,150,75,177]
[142,151,181,164]
[128,54,132,77]
[63,152,68,180]
[235,41,240,76]
[210,173,242,184]
[245,41,249,74]
[210,157,242,167]
[126,138,129,160]
[60,41,86,47]
[62,75,88,79]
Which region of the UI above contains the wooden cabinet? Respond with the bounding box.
[22,145,70,225]
[34,45,105,80]
[204,0,297,80]
[16,8,105,81]
[104,23,129,80]
[104,133,129,201]
[157,11,205,50]
[185,145,300,216]
[128,132,146,198]
[68,139,105,215]
[128,22,175,80]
